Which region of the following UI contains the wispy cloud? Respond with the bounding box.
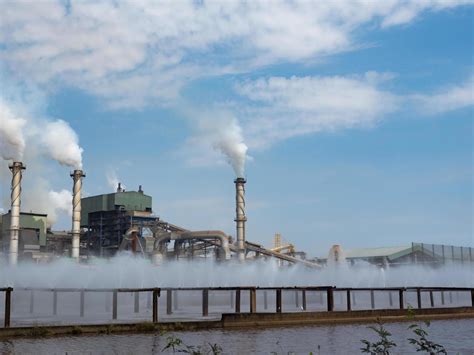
[1,0,471,108]
[235,72,398,148]
[411,75,474,115]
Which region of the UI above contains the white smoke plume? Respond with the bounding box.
[22,181,72,227]
[213,117,248,177]
[192,111,248,177]
[40,120,83,169]
[0,98,83,169]
[106,170,125,191]
[0,99,26,161]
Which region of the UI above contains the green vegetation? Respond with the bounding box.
[162,334,222,355]
[360,319,397,354]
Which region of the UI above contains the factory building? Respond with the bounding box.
[0,211,48,260]
[343,242,473,267]
[81,184,158,256]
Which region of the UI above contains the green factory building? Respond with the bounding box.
[81,185,155,256]
[0,211,48,252]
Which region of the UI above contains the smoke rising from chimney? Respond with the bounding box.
[40,120,83,169]
[206,113,248,177]
[0,99,26,161]
[0,97,83,169]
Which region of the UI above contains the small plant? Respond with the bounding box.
[360,318,397,354]
[29,326,51,337]
[162,334,222,354]
[407,320,447,354]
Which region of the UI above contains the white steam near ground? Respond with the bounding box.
[0,256,472,289]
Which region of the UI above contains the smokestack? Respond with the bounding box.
[117,182,123,193]
[234,177,247,261]
[71,169,85,260]
[8,162,25,265]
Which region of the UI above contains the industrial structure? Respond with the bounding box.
[1,162,470,268]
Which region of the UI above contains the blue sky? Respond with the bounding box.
[0,1,472,256]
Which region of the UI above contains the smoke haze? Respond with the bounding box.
[0,99,26,161]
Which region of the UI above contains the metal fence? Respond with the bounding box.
[412,243,473,264]
[1,286,473,329]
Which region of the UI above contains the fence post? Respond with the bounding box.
[429,291,434,308]
[53,290,58,316]
[327,288,334,312]
[370,290,375,309]
[441,291,445,305]
[399,289,404,309]
[417,288,422,309]
[276,289,282,313]
[471,289,474,307]
[250,288,257,313]
[202,289,209,317]
[263,290,268,310]
[230,290,234,309]
[80,290,85,317]
[29,290,34,314]
[112,290,118,320]
[389,291,393,307]
[294,290,299,308]
[4,288,12,328]
[134,291,140,313]
[152,288,160,323]
[302,290,307,311]
[346,290,351,311]
[166,289,172,315]
[235,289,241,313]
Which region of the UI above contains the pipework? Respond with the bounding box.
[71,169,85,260]
[9,162,25,265]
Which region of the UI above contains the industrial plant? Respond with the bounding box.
[0,161,472,267]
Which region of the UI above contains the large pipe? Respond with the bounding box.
[8,162,25,265]
[71,169,85,260]
[234,177,247,261]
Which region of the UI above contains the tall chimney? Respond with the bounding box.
[234,177,247,261]
[71,169,85,260]
[8,162,25,265]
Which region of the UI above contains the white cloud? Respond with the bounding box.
[1,0,471,108]
[411,76,474,115]
[235,72,398,148]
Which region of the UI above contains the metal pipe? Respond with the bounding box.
[174,231,231,260]
[9,162,25,265]
[234,177,247,261]
[71,170,85,260]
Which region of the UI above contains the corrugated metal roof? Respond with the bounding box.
[344,245,411,259]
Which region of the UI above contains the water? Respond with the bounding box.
[0,319,473,354]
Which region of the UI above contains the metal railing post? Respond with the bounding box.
[166,289,172,315]
[471,289,474,307]
[399,289,404,309]
[302,290,307,311]
[235,289,241,313]
[370,290,375,309]
[53,290,58,316]
[250,288,257,313]
[152,288,160,323]
[263,290,268,310]
[112,290,118,320]
[327,288,334,312]
[202,289,209,317]
[4,288,12,328]
[429,291,434,308]
[80,290,85,317]
[276,289,282,313]
[346,290,351,311]
[417,288,422,309]
[134,291,140,313]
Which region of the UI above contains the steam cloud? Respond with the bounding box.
[0,99,26,161]
[0,98,83,169]
[106,170,125,191]
[210,114,248,177]
[40,120,83,169]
